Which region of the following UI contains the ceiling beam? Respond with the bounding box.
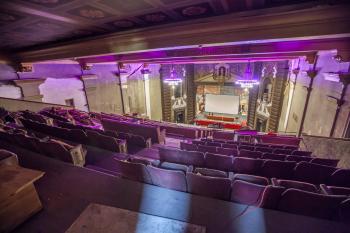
[16,4,350,62]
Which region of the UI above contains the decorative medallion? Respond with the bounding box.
[69,6,112,20]
[25,0,74,8]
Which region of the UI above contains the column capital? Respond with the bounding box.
[306,70,318,79]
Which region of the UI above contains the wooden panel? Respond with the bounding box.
[0,165,44,233]
[185,64,196,123]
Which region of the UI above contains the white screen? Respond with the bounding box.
[204,94,239,115]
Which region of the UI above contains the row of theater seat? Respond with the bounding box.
[157,147,349,187]
[87,155,350,222]
[194,139,303,154]
[0,128,86,166]
[20,118,151,153]
[180,142,338,167]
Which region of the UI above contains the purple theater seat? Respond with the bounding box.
[321,185,350,196]
[180,142,197,151]
[238,149,262,159]
[232,174,269,185]
[186,172,231,200]
[194,167,228,178]
[207,142,221,147]
[204,153,233,171]
[273,148,293,155]
[216,147,238,156]
[294,162,337,185]
[108,158,152,184]
[157,162,189,173]
[222,143,237,149]
[213,139,227,143]
[159,147,205,167]
[230,180,266,206]
[328,169,350,188]
[261,160,296,179]
[198,144,218,153]
[230,180,285,208]
[232,157,263,175]
[292,150,312,157]
[284,145,299,150]
[147,166,187,192]
[338,199,350,224]
[311,158,339,167]
[286,155,312,163]
[255,147,274,153]
[85,165,120,176]
[277,189,347,219]
[225,140,238,145]
[273,179,318,193]
[239,145,255,151]
[261,153,287,161]
[192,140,205,145]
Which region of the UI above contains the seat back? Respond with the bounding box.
[286,155,312,163]
[277,189,346,219]
[311,158,339,167]
[273,148,293,155]
[159,147,205,166]
[216,147,238,156]
[113,158,152,183]
[239,149,262,159]
[276,179,318,193]
[338,199,350,224]
[205,153,233,171]
[186,172,231,200]
[294,162,336,184]
[207,142,221,147]
[147,166,187,192]
[222,143,237,149]
[328,169,350,188]
[180,142,198,151]
[232,157,263,175]
[261,160,296,179]
[292,150,312,157]
[255,147,273,153]
[198,145,217,153]
[261,153,286,161]
[239,145,255,151]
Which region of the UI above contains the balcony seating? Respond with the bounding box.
[221,143,237,149]
[207,142,221,147]
[86,130,126,153]
[212,131,235,140]
[186,172,231,200]
[277,189,347,219]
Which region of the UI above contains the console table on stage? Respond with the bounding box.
[66,203,206,233]
[0,165,44,233]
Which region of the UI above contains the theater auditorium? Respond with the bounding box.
[0,0,350,232]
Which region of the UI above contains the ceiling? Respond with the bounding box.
[0,0,343,52]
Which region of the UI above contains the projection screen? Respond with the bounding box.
[204,94,240,115]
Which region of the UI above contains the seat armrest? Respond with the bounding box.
[228,172,235,179]
[151,160,161,167]
[187,165,194,173]
[271,178,279,186]
[320,184,331,195]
